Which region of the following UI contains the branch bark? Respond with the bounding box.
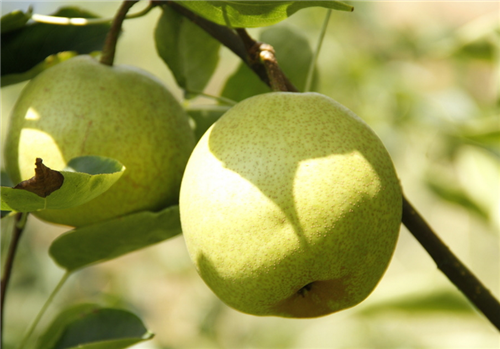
[402,196,500,330]
[167,1,500,331]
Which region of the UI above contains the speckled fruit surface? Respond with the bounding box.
[5,55,196,227]
[180,92,402,318]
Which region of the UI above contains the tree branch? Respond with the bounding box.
[402,195,500,330]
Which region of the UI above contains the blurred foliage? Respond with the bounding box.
[1,7,110,84]
[1,2,499,349]
[359,289,475,316]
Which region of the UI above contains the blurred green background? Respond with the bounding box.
[1,1,499,348]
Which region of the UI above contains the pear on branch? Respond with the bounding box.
[180,92,402,318]
[5,55,196,227]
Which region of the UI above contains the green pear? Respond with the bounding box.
[179,92,402,318]
[5,55,196,227]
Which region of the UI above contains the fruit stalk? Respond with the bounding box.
[235,28,297,92]
[100,0,139,66]
[259,47,287,92]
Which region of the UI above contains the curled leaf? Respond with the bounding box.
[1,155,125,213]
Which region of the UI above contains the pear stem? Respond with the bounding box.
[0,212,28,346]
[259,45,288,92]
[235,28,297,93]
[100,0,139,66]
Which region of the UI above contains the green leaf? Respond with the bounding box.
[221,24,316,102]
[1,170,14,218]
[458,122,500,158]
[1,51,78,87]
[49,205,182,272]
[0,156,125,212]
[155,5,220,94]
[37,304,153,349]
[175,1,353,28]
[37,304,101,349]
[1,8,33,34]
[426,177,489,221]
[220,64,269,103]
[360,290,474,316]
[187,105,231,140]
[1,7,110,81]
[455,39,495,61]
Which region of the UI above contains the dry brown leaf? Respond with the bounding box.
[14,158,64,198]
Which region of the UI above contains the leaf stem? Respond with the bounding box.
[17,271,71,349]
[402,195,500,331]
[1,212,29,346]
[304,9,332,92]
[100,0,140,66]
[185,90,237,106]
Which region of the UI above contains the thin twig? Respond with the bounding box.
[402,195,500,330]
[100,0,140,66]
[1,212,28,344]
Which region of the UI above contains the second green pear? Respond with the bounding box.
[5,55,196,227]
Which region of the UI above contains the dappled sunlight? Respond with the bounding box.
[205,93,400,244]
[18,128,66,179]
[24,107,41,121]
